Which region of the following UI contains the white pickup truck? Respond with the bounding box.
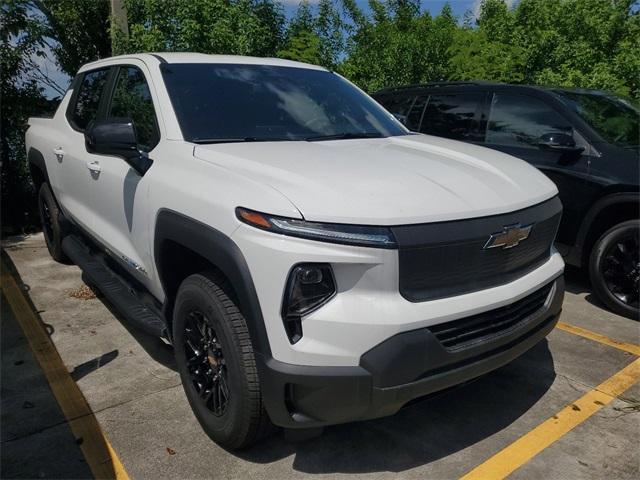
[26,53,564,449]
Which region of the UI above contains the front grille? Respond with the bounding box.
[392,196,562,302]
[429,281,555,350]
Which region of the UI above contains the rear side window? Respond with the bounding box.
[70,68,110,131]
[421,93,484,141]
[486,93,573,149]
[108,66,160,151]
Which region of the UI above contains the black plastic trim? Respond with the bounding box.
[153,209,271,356]
[27,147,51,188]
[257,276,563,428]
[149,53,168,64]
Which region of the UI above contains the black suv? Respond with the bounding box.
[373,82,639,319]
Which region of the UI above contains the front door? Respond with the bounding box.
[87,63,162,289]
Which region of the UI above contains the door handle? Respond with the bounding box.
[53,147,65,161]
[86,160,101,173]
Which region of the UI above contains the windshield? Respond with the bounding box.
[160,63,407,143]
[555,90,639,149]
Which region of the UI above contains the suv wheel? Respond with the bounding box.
[38,183,67,263]
[172,272,272,449]
[589,220,639,320]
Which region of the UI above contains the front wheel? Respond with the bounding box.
[589,220,639,320]
[172,272,272,449]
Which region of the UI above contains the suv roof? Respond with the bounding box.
[373,81,613,98]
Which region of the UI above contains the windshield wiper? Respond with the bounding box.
[305,132,385,142]
[191,137,291,144]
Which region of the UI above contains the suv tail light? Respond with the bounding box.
[281,264,336,344]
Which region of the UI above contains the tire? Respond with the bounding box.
[172,272,272,449]
[38,183,68,263]
[589,220,639,320]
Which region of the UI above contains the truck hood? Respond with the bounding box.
[193,134,558,225]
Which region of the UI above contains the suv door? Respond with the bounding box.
[61,67,112,231]
[89,64,161,287]
[483,91,595,244]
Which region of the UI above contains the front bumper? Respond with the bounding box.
[257,275,564,428]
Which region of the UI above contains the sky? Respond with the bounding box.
[39,0,484,99]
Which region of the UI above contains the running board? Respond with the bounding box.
[62,235,167,338]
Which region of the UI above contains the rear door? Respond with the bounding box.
[60,67,113,231]
[483,91,595,244]
[87,63,161,287]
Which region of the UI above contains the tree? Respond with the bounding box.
[1,1,52,233]
[277,0,343,68]
[114,0,286,57]
[340,2,457,92]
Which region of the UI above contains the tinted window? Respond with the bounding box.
[406,95,428,131]
[554,91,639,149]
[487,93,573,149]
[108,66,159,151]
[421,93,483,141]
[160,64,407,142]
[376,94,415,125]
[71,68,110,130]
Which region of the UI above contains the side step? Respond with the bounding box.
[62,235,167,338]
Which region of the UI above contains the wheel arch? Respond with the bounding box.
[154,209,271,356]
[571,192,640,267]
[27,147,50,192]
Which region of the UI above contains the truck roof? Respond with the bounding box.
[79,52,327,72]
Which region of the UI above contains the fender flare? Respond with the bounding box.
[154,209,271,356]
[27,147,51,188]
[570,192,640,265]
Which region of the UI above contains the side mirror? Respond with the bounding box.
[85,118,153,175]
[537,132,584,154]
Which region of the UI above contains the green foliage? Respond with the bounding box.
[277,0,343,69]
[3,0,639,234]
[114,0,286,57]
[450,0,640,99]
[34,0,111,76]
[1,1,50,233]
[340,2,457,92]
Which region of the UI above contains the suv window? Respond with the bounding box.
[108,66,160,152]
[71,68,110,131]
[486,93,573,149]
[421,93,483,141]
[377,94,415,125]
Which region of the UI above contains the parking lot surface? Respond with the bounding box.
[2,233,639,479]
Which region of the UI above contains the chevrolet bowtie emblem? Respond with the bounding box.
[484,223,533,250]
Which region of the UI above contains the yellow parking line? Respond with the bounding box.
[1,258,130,480]
[460,357,640,480]
[556,321,640,356]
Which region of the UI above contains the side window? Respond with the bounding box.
[420,93,484,141]
[71,68,110,131]
[108,66,160,152]
[376,94,415,126]
[486,93,573,149]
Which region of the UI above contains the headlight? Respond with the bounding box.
[236,207,397,248]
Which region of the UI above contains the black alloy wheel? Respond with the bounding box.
[590,220,640,320]
[183,310,230,416]
[172,272,272,449]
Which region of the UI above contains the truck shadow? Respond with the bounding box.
[239,340,556,474]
